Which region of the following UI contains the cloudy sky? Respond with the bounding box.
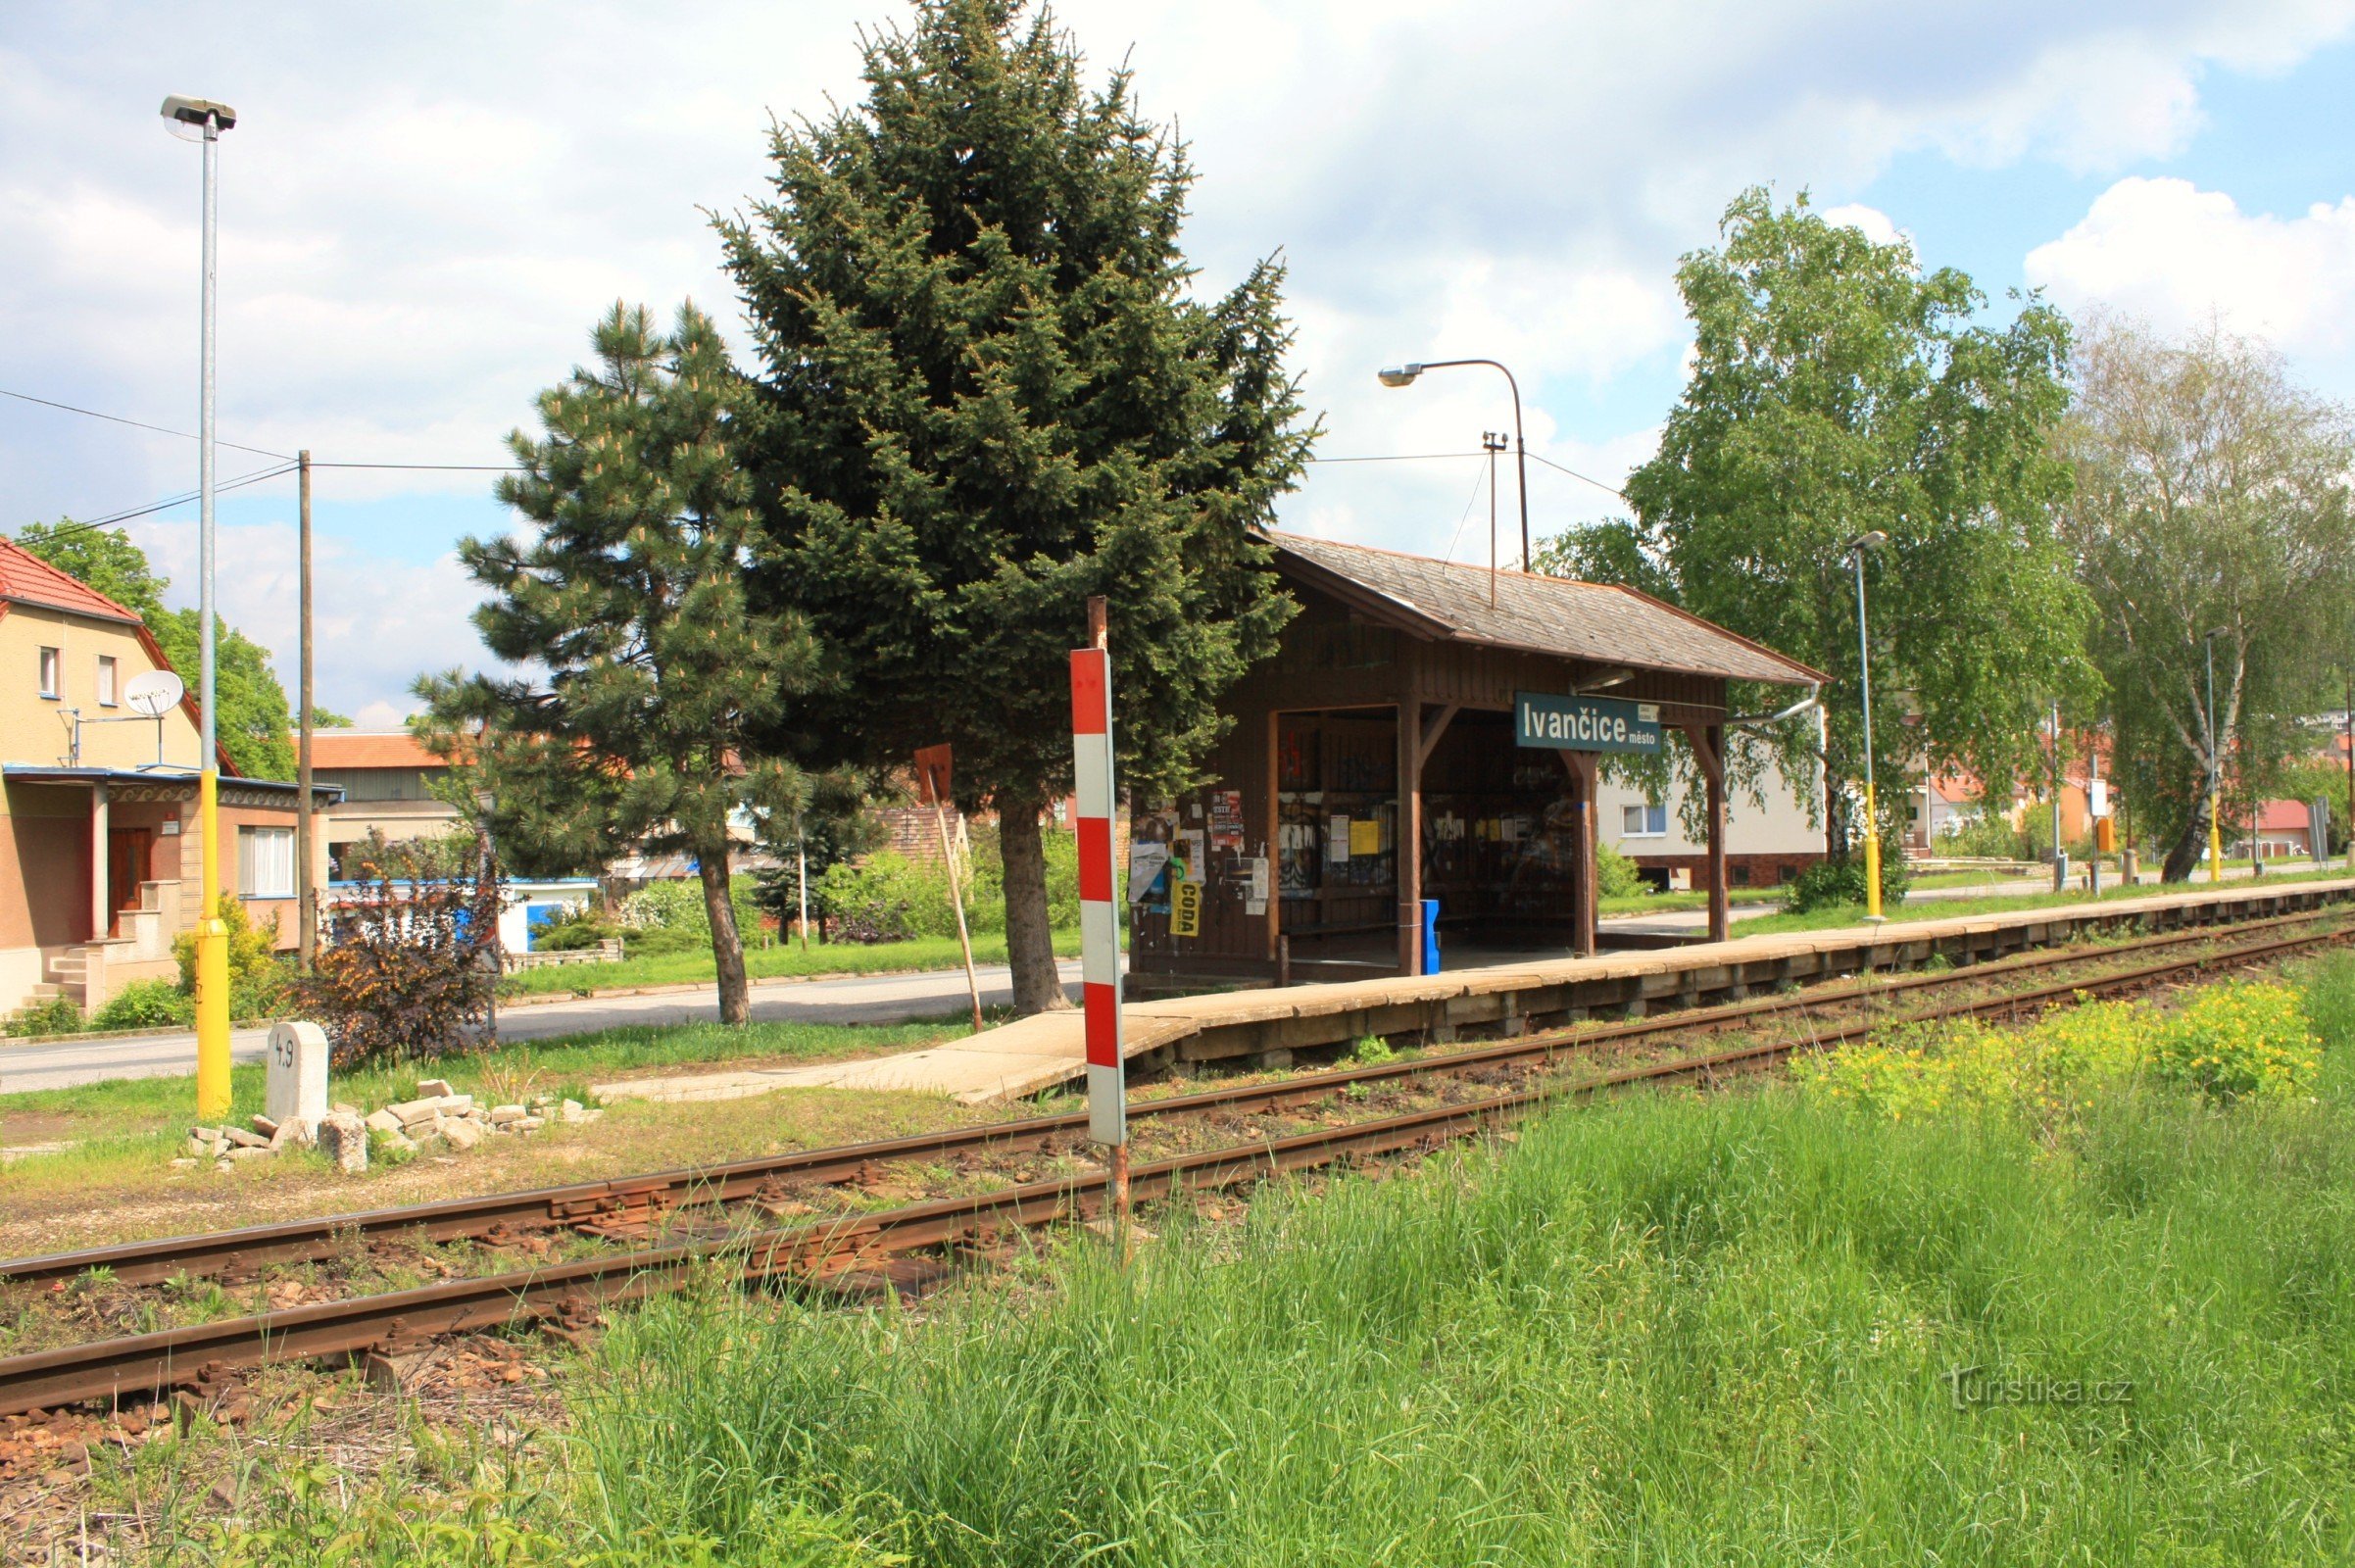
[4,1,2353,724]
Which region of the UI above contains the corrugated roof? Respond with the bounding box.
[311,729,443,770]
[1264,531,1826,687]
[0,539,143,625]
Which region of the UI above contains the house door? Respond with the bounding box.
[108,828,152,935]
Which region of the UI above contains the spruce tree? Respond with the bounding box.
[721,0,1312,1013]
[417,302,819,1025]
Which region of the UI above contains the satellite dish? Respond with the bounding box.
[124,669,185,719]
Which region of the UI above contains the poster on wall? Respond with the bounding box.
[1209,789,1245,853]
[1127,841,1169,905]
[1327,814,1351,863]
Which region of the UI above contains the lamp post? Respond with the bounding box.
[2203,628,2228,884]
[1379,360,1531,569]
[163,94,237,1119]
[1844,531,1889,920]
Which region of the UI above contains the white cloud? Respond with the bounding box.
[1821,203,1905,249]
[5,0,2355,688]
[2027,176,2355,359]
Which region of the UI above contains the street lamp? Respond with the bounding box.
[1845,531,1889,921]
[471,787,501,1044]
[1378,360,1532,569]
[2203,627,2229,884]
[163,93,237,1120]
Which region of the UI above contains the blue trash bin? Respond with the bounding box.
[1421,898,1441,974]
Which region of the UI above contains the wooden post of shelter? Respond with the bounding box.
[1683,722,1730,943]
[1397,692,1422,975]
[1556,750,1599,956]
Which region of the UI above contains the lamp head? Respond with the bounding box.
[1377,364,1424,388]
[2203,626,2230,643]
[472,787,497,814]
[1845,530,1889,555]
[161,95,236,140]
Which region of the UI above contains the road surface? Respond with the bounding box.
[0,960,1083,1098]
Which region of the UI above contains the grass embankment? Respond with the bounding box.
[499,930,1084,1000]
[167,954,2355,1565]
[0,1015,974,1232]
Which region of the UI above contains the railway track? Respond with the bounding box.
[1,905,2347,1417]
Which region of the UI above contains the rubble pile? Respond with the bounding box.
[177,1076,601,1174]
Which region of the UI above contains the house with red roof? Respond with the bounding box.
[0,539,335,1018]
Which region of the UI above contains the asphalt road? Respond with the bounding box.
[0,960,1083,1098]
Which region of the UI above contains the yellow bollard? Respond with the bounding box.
[195,768,232,1119]
[2207,790,2224,884]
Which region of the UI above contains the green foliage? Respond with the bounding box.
[89,978,194,1031]
[172,894,284,995]
[812,851,975,945]
[1565,188,2094,853]
[5,994,82,1038]
[617,878,765,948]
[719,0,1313,1005]
[1349,1034,1396,1065]
[556,983,2355,1563]
[2060,319,2355,879]
[1935,809,2028,860]
[418,301,822,1022]
[529,905,619,953]
[1593,838,1645,899]
[15,521,300,778]
[1786,851,1911,913]
[1799,981,2322,1121]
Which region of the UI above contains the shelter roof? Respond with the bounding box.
[1263,531,1826,687]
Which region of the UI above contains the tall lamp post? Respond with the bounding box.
[163,94,237,1119]
[1844,531,1889,921]
[1378,360,1531,569]
[2203,628,2228,884]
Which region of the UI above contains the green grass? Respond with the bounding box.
[498,928,1084,999]
[515,955,2355,1564]
[1595,884,1786,916]
[1733,863,2353,936]
[0,1014,972,1192]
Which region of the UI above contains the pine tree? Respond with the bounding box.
[720,0,1313,1013]
[417,302,820,1025]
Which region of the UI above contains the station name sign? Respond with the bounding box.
[1514,690,1664,756]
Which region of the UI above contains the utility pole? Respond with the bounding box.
[297,450,316,969]
[2343,669,2352,869]
[1482,430,1506,606]
[2204,629,2227,884]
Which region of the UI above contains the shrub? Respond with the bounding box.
[5,995,83,1038]
[1786,851,1911,913]
[2147,980,2322,1102]
[297,863,500,1067]
[90,978,195,1031]
[1936,811,2028,860]
[531,906,618,953]
[172,894,283,994]
[1595,839,1646,899]
[618,877,769,947]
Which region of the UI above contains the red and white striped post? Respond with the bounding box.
[1070,598,1127,1218]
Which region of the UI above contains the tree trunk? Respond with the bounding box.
[2160,783,2210,883]
[998,794,1073,1016]
[698,841,751,1026]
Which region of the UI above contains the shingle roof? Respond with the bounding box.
[0,539,143,625]
[311,729,444,770]
[1264,531,1827,687]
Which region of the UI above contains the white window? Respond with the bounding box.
[95,655,118,708]
[238,826,296,899]
[1620,803,1668,838]
[38,646,60,699]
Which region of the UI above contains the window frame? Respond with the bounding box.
[1619,802,1668,839]
[37,646,61,700]
[237,825,297,900]
[95,655,118,708]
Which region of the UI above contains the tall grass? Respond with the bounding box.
[543,955,2355,1565]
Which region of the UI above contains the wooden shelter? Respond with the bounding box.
[1127,532,1826,991]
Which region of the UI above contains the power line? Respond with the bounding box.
[1305,450,1487,465]
[1524,449,1628,502]
[20,461,300,544]
[0,386,294,462]
[309,461,519,471]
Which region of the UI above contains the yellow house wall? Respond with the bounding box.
[0,606,202,772]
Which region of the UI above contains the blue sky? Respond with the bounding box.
[4,2,2352,721]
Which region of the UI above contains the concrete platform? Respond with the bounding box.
[606,878,2355,1106]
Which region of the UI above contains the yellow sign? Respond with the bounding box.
[1171,876,1202,938]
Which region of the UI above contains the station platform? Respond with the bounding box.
[617,878,2355,1106]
